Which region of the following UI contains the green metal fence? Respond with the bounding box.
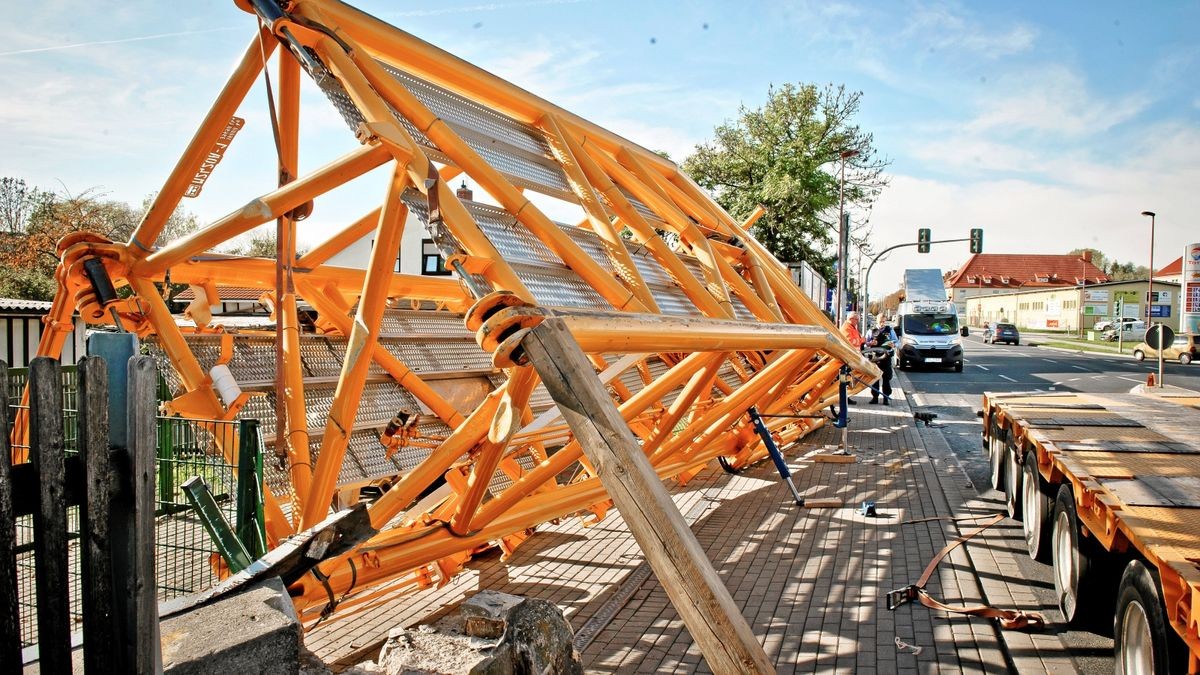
[8,369,267,648]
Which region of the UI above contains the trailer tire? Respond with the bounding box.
[1114,559,1188,675]
[989,438,1006,491]
[1021,451,1053,561]
[1004,445,1022,519]
[1052,483,1106,624]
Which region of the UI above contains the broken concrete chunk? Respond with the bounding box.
[376,591,582,675]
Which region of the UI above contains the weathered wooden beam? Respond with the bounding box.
[0,364,20,672]
[521,318,775,674]
[78,357,118,673]
[29,358,70,673]
[127,356,161,673]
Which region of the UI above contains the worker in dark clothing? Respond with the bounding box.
[867,329,893,405]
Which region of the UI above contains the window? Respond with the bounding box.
[421,239,450,276]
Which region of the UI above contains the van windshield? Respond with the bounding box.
[903,313,958,336]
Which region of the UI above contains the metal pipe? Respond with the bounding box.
[136,144,391,277]
[346,45,648,314]
[128,28,277,253]
[303,167,412,530]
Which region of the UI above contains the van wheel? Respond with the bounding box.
[1114,559,1188,675]
[1022,452,1053,561]
[1005,446,1022,519]
[1134,350,1146,362]
[1181,353,1193,365]
[1052,484,1107,625]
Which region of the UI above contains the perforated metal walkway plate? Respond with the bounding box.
[1100,476,1200,508]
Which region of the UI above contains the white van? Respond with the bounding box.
[1102,320,1146,342]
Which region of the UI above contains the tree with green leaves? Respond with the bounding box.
[0,178,201,301]
[682,83,889,281]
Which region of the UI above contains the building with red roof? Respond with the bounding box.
[1154,256,1183,284]
[944,253,1109,316]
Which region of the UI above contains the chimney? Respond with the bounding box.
[1081,250,1092,263]
[456,180,473,201]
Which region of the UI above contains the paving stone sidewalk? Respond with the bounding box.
[308,382,1079,673]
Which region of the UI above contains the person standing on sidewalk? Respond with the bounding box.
[867,329,894,405]
[841,311,867,350]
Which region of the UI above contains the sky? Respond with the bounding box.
[1,0,1197,299]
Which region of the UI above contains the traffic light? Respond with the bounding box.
[917,228,931,253]
[970,228,984,254]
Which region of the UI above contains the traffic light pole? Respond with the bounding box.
[863,237,968,317]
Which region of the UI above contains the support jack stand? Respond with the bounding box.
[748,407,840,509]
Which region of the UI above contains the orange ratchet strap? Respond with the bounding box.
[886,512,1046,631]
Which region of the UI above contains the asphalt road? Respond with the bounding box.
[891,334,1200,674]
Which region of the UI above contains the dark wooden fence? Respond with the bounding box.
[0,355,160,673]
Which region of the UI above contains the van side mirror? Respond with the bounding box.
[960,327,969,337]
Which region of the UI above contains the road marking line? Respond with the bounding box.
[1071,365,1088,371]
[974,365,989,371]
[999,374,1018,382]
[1042,358,1056,363]
[1118,376,1143,384]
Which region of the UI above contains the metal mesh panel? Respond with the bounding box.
[381,339,494,373]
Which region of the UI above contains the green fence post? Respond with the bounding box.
[157,418,174,510]
[236,419,267,559]
[182,476,252,573]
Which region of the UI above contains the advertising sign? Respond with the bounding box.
[1083,289,1110,302]
[1147,290,1172,303]
[1184,242,1200,333]
[1150,305,1171,318]
[1045,300,1060,317]
[1084,304,1107,316]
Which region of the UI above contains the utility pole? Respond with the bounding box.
[835,149,859,324]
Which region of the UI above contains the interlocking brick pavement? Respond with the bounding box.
[307,381,1079,673]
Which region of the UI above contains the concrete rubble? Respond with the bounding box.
[370,590,583,675]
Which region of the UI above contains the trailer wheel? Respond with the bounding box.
[1004,445,1022,519]
[1021,451,1053,561]
[989,438,1006,491]
[1052,483,1104,624]
[1114,559,1187,675]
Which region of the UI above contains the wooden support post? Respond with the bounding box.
[0,365,19,672]
[522,319,775,674]
[29,358,70,673]
[78,357,118,673]
[127,356,161,673]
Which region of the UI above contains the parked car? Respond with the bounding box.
[1132,333,1198,365]
[990,323,1020,345]
[1103,320,1147,342]
[1094,316,1141,332]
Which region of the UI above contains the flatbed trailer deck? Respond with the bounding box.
[982,390,1200,673]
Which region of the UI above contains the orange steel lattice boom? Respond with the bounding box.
[19,1,881,670]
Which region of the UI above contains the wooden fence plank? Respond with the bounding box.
[128,355,161,673]
[78,357,118,673]
[0,363,21,671]
[29,357,70,673]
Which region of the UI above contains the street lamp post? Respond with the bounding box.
[835,149,859,325]
[1141,210,1161,387]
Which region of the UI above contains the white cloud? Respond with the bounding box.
[966,65,1146,137]
[867,121,1200,297]
[901,5,1037,59]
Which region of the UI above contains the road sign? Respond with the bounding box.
[1146,324,1175,352]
